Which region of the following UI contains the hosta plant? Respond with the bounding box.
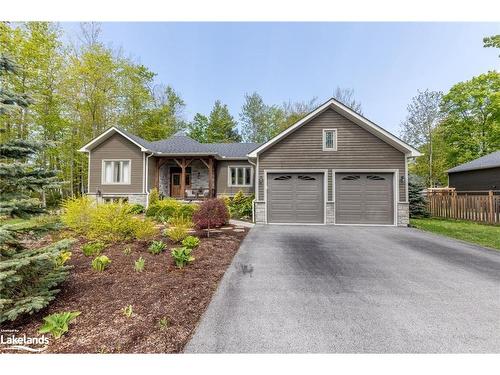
[122,305,133,318]
[134,257,145,272]
[82,241,105,257]
[171,247,195,269]
[148,240,166,255]
[182,235,200,249]
[38,311,81,339]
[91,255,111,272]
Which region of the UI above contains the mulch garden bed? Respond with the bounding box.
[2,225,249,353]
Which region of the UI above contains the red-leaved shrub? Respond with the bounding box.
[192,198,229,230]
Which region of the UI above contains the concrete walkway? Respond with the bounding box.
[185,225,500,353]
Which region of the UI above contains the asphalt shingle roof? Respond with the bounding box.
[116,128,262,158]
[447,151,500,173]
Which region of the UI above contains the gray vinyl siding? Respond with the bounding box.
[257,108,406,202]
[216,160,255,196]
[89,133,144,194]
[448,167,500,191]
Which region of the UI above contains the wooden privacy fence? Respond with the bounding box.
[427,190,500,224]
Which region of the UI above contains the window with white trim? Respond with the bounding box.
[323,129,337,151]
[102,160,130,184]
[229,166,252,187]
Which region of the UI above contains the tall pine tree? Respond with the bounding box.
[0,54,73,323]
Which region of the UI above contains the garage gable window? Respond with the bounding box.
[102,160,131,184]
[228,166,252,187]
[323,129,337,151]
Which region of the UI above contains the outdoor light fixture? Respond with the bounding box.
[400,175,405,184]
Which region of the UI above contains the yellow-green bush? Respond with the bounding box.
[134,218,159,241]
[165,225,189,243]
[61,196,94,234]
[167,214,193,228]
[148,188,160,206]
[146,198,181,220]
[62,199,158,242]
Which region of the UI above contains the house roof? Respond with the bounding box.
[247,98,422,158]
[78,127,262,159]
[447,151,500,173]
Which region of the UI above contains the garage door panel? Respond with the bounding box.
[268,173,324,224]
[335,172,394,225]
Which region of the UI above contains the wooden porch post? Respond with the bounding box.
[208,157,214,197]
[180,158,186,199]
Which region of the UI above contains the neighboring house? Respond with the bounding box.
[79,98,420,226]
[447,151,500,191]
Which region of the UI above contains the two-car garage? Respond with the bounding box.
[266,171,395,225]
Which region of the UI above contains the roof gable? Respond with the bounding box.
[247,98,421,157]
[78,127,151,152]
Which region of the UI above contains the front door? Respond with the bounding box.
[171,172,191,198]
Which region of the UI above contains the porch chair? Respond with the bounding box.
[185,189,197,200]
[202,189,210,198]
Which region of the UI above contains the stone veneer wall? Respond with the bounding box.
[158,160,209,197]
[397,202,409,227]
[254,201,266,224]
[88,193,148,207]
[326,202,335,224]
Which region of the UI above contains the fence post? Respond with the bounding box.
[488,190,494,224]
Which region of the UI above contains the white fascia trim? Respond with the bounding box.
[247,98,421,158]
[78,127,149,152]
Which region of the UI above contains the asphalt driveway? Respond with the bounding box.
[185,225,500,353]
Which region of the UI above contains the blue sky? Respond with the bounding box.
[62,22,499,135]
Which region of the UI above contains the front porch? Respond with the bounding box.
[154,156,216,200]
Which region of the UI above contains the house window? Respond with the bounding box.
[229,166,252,187]
[323,129,337,151]
[102,160,130,184]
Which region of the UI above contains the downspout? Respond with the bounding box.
[247,156,257,223]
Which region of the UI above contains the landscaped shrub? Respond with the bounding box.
[87,202,137,242]
[0,238,75,323]
[409,174,430,218]
[171,247,195,269]
[148,240,167,255]
[177,203,198,220]
[167,214,193,228]
[227,191,254,220]
[91,255,111,272]
[82,241,106,256]
[133,218,159,241]
[146,198,181,220]
[182,235,200,249]
[192,198,229,231]
[148,188,160,206]
[38,311,81,339]
[134,257,145,272]
[127,204,145,215]
[165,225,189,243]
[61,196,94,234]
[63,199,159,242]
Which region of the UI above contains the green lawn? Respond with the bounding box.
[410,218,500,251]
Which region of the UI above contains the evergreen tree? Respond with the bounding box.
[0,140,60,217]
[206,100,241,143]
[0,54,73,323]
[408,174,429,218]
[188,113,209,143]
